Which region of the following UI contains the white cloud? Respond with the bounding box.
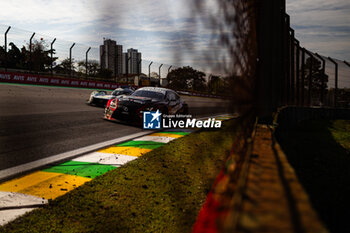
[287,0,350,60]
[0,0,348,74]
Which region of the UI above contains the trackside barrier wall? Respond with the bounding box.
[0,71,229,99]
[0,71,130,90]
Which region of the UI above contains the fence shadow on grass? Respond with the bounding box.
[275,120,350,233]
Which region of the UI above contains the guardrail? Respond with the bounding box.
[0,70,229,99]
[177,90,230,99]
[0,71,131,90]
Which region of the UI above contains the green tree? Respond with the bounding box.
[167,66,206,91]
[304,57,329,98]
[54,58,75,75]
[26,39,57,72]
[77,60,100,77]
[0,40,57,72]
[77,60,86,74]
[87,60,100,77]
[150,71,159,79]
[7,43,26,69]
[77,60,111,80]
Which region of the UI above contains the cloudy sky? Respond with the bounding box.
[0,0,349,76]
[286,0,350,60]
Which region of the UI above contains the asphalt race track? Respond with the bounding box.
[0,83,229,172]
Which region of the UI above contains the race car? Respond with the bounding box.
[104,87,188,124]
[87,87,134,107]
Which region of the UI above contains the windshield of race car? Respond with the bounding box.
[95,91,107,96]
[112,90,123,96]
[112,88,133,96]
[131,90,165,100]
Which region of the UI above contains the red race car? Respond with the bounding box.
[104,87,188,124]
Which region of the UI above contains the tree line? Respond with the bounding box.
[1,40,343,99]
[166,66,232,95]
[0,39,112,79]
[0,40,231,94]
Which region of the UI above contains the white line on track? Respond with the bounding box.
[0,113,236,226]
[0,130,155,181]
[0,113,237,181]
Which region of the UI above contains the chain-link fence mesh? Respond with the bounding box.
[287,46,350,108]
[0,24,218,90]
[276,17,350,109]
[0,22,349,104]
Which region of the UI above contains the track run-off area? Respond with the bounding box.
[0,83,231,225]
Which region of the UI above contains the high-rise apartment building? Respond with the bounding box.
[100,39,142,76]
[100,39,123,76]
[122,53,127,74]
[122,49,142,75]
[116,44,123,76]
[127,48,142,74]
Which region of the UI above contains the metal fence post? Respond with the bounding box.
[126,56,131,84]
[167,66,172,87]
[4,26,11,71]
[280,11,286,105]
[29,32,35,72]
[138,59,142,75]
[86,47,91,80]
[289,28,295,104]
[294,39,300,105]
[159,64,163,86]
[285,14,291,104]
[305,50,313,106]
[328,57,338,107]
[301,48,306,106]
[50,38,56,76]
[69,43,75,78]
[255,1,285,116]
[168,66,172,75]
[148,61,153,79]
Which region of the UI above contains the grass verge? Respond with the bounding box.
[276,119,350,233]
[1,120,239,233]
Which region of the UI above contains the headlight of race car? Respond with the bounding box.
[109,99,117,109]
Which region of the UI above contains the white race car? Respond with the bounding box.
[87,88,134,107]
